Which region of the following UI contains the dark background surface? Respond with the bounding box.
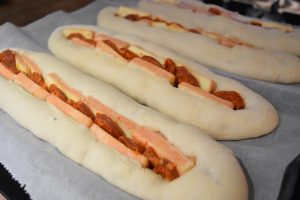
[0,0,94,26]
[203,0,300,25]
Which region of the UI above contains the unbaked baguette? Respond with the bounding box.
[97,6,300,83]
[48,25,278,140]
[0,49,247,200]
[138,0,300,56]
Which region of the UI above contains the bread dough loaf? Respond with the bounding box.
[0,49,247,200]
[138,0,300,56]
[48,25,278,140]
[97,7,300,83]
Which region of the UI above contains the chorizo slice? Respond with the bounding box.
[27,72,46,88]
[103,40,119,52]
[67,33,96,46]
[208,7,222,15]
[118,48,138,61]
[118,136,146,154]
[143,146,179,181]
[47,94,93,128]
[141,55,163,68]
[124,14,140,21]
[49,84,68,102]
[90,124,148,167]
[163,58,177,75]
[153,158,179,181]
[213,91,245,110]
[175,66,199,87]
[94,113,124,139]
[68,100,95,120]
[0,49,19,74]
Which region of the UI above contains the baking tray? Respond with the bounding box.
[0,0,300,199]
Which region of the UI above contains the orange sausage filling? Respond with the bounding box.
[115,8,255,48]
[0,50,19,74]
[171,1,293,33]
[67,33,97,46]
[63,30,245,110]
[0,49,196,181]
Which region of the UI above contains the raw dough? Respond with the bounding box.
[97,7,300,83]
[49,25,278,140]
[0,49,247,200]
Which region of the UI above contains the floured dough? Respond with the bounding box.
[0,49,247,200]
[48,25,278,140]
[97,7,300,83]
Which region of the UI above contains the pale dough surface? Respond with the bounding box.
[49,25,278,140]
[0,49,247,200]
[138,0,300,56]
[97,7,300,83]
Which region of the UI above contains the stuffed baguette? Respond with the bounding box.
[0,48,248,200]
[138,0,300,56]
[48,25,278,140]
[97,6,300,83]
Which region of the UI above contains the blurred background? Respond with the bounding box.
[0,0,94,25]
[0,0,299,26]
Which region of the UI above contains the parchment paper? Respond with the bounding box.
[0,0,300,200]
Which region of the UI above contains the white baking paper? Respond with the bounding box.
[1,0,300,200]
